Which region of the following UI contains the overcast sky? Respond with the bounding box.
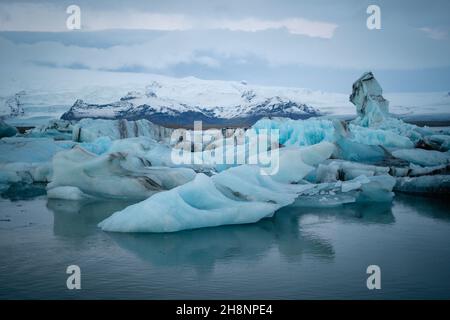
[1,0,450,92]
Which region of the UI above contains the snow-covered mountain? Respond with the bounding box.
[2,70,450,127]
[61,79,320,127]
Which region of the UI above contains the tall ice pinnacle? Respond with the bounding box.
[350,72,389,127]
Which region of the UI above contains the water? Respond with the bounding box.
[1,193,450,299]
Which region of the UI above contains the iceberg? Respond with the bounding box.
[99,172,289,233]
[25,119,73,140]
[47,146,196,200]
[72,118,174,143]
[98,144,332,232]
[47,186,92,200]
[349,71,434,147]
[0,137,74,187]
[315,160,390,183]
[0,137,72,164]
[99,143,395,233]
[0,120,17,138]
[99,170,396,233]
[350,72,389,127]
[423,135,450,152]
[253,117,335,146]
[391,149,450,167]
[348,124,415,149]
[395,175,450,195]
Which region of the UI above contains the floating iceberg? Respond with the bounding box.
[395,175,450,195]
[348,124,415,149]
[349,71,434,147]
[0,137,74,188]
[252,117,335,146]
[0,137,73,164]
[424,135,450,152]
[99,143,396,233]
[315,160,390,183]
[392,149,450,167]
[99,170,396,233]
[47,145,196,200]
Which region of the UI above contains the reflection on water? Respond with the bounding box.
[108,214,335,273]
[47,198,398,272]
[285,201,395,225]
[394,194,450,222]
[1,193,448,299]
[48,199,135,238]
[48,198,336,271]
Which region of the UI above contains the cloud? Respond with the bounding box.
[419,27,448,40]
[210,18,337,38]
[0,2,337,38]
[83,12,193,31]
[0,3,66,32]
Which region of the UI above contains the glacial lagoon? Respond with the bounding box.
[1,192,450,299]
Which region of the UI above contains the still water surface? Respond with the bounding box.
[1,193,450,299]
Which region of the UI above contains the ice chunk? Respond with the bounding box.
[47,186,92,200]
[72,118,174,143]
[408,163,450,177]
[79,136,113,155]
[98,144,336,232]
[99,156,395,233]
[0,137,73,163]
[395,175,450,195]
[252,117,335,146]
[257,142,335,184]
[297,175,395,205]
[0,162,52,184]
[25,120,73,140]
[356,175,396,202]
[334,137,388,164]
[0,120,17,138]
[99,173,288,233]
[349,124,414,149]
[392,149,450,167]
[0,137,72,185]
[47,146,196,200]
[424,135,450,151]
[350,72,389,127]
[292,194,357,208]
[316,160,390,183]
[349,72,435,146]
[341,176,369,193]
